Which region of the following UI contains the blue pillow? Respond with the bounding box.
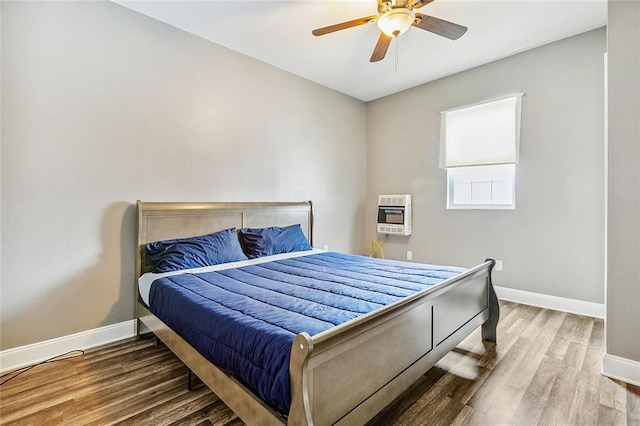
[146,228,248,273]
[239,224,312,258]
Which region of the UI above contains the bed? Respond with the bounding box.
[135,200,499,425]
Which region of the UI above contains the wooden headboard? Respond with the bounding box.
[136,201,314,279]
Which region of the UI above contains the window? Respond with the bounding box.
[440,94,523,210]
[447,164,515,209]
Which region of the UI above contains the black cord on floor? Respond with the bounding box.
[0,350,85,386]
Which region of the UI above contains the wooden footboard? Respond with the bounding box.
[288,259,498,425]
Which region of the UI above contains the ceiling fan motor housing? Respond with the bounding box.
[377,8,416,37]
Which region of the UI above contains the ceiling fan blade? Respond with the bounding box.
[370,32,392,62]
[413,13,468,40]
[312,15,378,36]
[408,0,436,9]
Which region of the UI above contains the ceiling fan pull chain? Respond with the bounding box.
[395,37,400,72]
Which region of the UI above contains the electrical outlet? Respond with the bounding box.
[495,260,503,271]
[323,245,329,251]
[407,251,413,260]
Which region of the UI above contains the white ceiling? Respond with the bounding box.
[114,0,607,102]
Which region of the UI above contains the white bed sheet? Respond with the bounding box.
[138,249,325,306]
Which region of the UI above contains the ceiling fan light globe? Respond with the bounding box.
[377,8,415,37]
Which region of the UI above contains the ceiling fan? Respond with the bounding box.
[312,0,467,62]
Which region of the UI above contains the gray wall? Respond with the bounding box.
[3,1,629,358]
[1,1,367,350]
[606,0,640,362]
[366,29,606,304]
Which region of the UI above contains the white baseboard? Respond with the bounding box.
[602,353,640,387]
[0,288,608,375]
[0,320,138,373]
[494,285,605,319]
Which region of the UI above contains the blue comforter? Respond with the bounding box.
[148,252,465,414]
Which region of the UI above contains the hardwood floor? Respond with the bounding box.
[1,301,639,425]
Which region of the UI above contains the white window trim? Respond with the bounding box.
[440,94,523,210]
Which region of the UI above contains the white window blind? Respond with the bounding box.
[439,94,523,168]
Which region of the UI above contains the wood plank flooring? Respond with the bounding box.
[1,301,639,425]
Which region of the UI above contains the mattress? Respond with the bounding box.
[139,251,466,414]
